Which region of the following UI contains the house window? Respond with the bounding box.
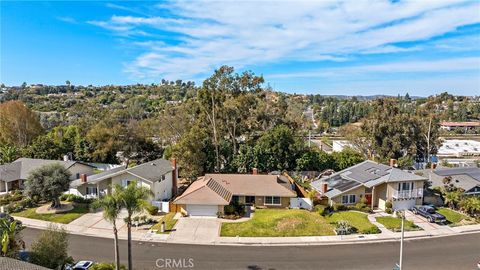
[341,194,356,204]
[232,195,240,204]
[161,175,166,181]
[86,186,97,195]
[398,182,413,191]
[122,179,138,187]
[76,173,80,179]
[265,196,281,205]
[245,196,255,204]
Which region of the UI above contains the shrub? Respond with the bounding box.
[335,220,356,235]
[385,201,393,209]
[359,226,381,234]
[333,203,346,212]
[385,208,393,214]
[224,205,236,215]
[146,204,159,215]
[90,263,126,270]
[314,205,328,216]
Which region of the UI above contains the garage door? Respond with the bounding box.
[186,205,218,217]
[393,199,416,211]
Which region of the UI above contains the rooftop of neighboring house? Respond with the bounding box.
[70,158,174,187]
[0,257,51,270]
[437,139,480,157]
[173,174,296,205]
[440,121,480,127]
[311,160,427,198]
[0,158,95,182]
[428,167,480,192]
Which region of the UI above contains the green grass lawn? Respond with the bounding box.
[325,211,380,234]
[436,207,472,226]
[151,212,178,234]
[376,216,421,232]
[12,203,89,224]
[221,209,335,237]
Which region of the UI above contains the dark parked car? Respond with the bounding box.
[411,205,446,223]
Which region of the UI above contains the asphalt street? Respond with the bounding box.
[22,228,480,270]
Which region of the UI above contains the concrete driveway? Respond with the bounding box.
[404,210,455,235]
[168,218,220,244]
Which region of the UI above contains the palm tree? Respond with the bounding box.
[91,193,122,270]
[116,182,153,270]
[0,219,25,257]
[443,190,462,209]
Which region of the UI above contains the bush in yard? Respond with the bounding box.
[29,224,73,269]
[224,205,236,215]
[333,203,346,212]
[146,204,159,215]
[25,164,71,209]
[335,220,356,235]
[90,262,126,270]
[314,205,328,216]
[385,201,393,209]
[385,208,393,214]
[359,226,381,234]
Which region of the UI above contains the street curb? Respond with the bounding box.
[22,221,480,246]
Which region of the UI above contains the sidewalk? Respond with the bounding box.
[15,215,480,246]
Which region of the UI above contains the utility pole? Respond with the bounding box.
[399,210,405,270]
[308,130,311,148]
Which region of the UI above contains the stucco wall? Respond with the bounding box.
[331,186,365,205]
[110,171,173,201]
[68,163,95,180]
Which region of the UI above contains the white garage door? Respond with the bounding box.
[186,205,218,217]
[393,199,416,211]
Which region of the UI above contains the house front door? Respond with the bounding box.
[364,194,372,205]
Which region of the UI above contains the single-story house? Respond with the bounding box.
[428,167,480,195]
[311,160,427,211]
[69,158,178,202]
[0,158,95,193]
[173,173,297,217]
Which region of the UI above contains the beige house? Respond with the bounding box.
[69,159,178,202]
[174,174,297,216]
[0,158,95,193]
[311,160,427,211]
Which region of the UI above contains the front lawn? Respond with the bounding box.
[376,216,421,232]
[221,209,335,237]
[151,212,177,234]
[12,203,89,224]
[436,207,474,226]
[325,211,380,234]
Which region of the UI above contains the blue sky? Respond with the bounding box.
[1,1,479,96]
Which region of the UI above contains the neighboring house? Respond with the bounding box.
[69,158,178,202]
[428,167,480,196]
[311,160,427,211]
[0,257,51,270]
[173,173,297,217]
[440,121,480,131]
[0,158,95,193]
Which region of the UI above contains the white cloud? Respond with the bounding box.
[268,57,480,79]
[89,0,480,81]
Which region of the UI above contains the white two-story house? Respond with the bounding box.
[311,160,427,211]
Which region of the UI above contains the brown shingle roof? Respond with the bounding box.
[174,174,295,205]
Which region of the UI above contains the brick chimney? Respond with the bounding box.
[322,183,328,194]
[252,168,258,175]
[390,159,398,167]
[80,174,87,183]
[171,158,178,197]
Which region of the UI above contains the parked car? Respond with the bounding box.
[411,205,446,223]
[66,261,94,270]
